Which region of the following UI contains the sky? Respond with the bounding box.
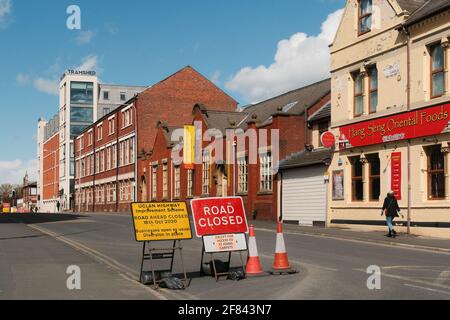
[0,0,345,185]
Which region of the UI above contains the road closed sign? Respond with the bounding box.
[131,202,192,242]
[190,197,249,237]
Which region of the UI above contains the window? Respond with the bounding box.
[100,150,105,172]
[368,154,380,201]
[120,93,126,101]
[427,145,446,199]
[71,82,93,105]
[430,43,445,98]
[103,91,109,100]
[121,109,133,128]
[318,121,329,147]
[237,157,248,194]
[187,169,194,198]
[163,163,168,200]
[259,152,273,192]
[358,0,372,35]
[353,72,364,117]
[71,107,93,123]
[88,132,93,146]
[351,157,364,201]
[174,166,181,199]
[119,141,124,166]
[202,153,211,195]
[103,108,110,116]
[112,144,117,168]
[81,159,85,178]
[129,137,135,164]
[95,152,100,174]
[109,118,115,135]
[152,166,158,200]
[368,66,378,113]
[97,125,103,141]
[90,154,94,175]
[106,147,111,170]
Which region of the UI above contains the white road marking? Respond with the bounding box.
[404,284,450,296]
[254,227,450,255]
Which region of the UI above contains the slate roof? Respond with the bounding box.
[396,0,428,13]
[279,148,333,170]
[308,102,331,123]
[200,108,250,133]
[242,79,331,125]
[402,0,450,27]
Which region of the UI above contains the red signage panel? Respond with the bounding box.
[391,152,402,200]
[190,197,249,237]
[340,104,450,148]
[320,132,336,148]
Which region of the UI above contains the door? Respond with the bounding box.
[282,165,327,226]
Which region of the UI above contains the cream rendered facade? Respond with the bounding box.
[328,0,450,238]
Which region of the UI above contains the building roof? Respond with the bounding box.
[396,0,428,14]
[157,122,180,148]
[308,102,331,123]
[195,104,249,132]
[279,148,333,170]
[242,79,331,125]
[402,0,450,27]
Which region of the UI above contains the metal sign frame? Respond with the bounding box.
[131,202,193,289]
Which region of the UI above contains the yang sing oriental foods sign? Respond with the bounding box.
[340,104,450,148]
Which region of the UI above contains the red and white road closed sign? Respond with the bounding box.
[190,197,249,237]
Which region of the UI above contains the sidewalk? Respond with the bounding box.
[251,220,450,254]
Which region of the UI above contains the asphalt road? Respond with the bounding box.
[1,213,449,300]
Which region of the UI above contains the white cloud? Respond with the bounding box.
[211,70,222,85]
[0,159,37,185]
[226,9,344,103]
[17,55,99,96]
[0,0,11,24]
[16,73,31,85]
[76,30,94,44]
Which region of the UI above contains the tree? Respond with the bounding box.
[0,184,14,203]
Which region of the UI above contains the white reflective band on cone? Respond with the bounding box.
[275,233,286,253]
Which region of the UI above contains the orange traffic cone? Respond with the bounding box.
[246,225,264,276]
[272,222,291,270]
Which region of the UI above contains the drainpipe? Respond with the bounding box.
[403,25,412,234]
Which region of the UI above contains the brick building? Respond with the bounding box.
[74,66,238,212]
[146,79,331,221]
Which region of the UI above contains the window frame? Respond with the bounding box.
[202,152,211,196]
[426,145,446,200]
[430,43,446,99]
[353,71,365,117]
[237,156,249,194]
[259,152,273,193]
[368,66,378,114]
[358,0,372,36]
[351,156,364,202]
[174,166,181,200]
[367,154,381,202]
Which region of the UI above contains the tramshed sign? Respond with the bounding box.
[339,103,450,148]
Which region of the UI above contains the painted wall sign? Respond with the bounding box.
[190,197,249,238]
[391,153,402,200]
[131,202,192,242]
[321,132,336,148]
[203,233,248,253]
[383,63,400,78]
[340,103,450,148]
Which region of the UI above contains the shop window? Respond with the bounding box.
[358,0,372,35]
[351,156,364,201]
[426,145,446,199]
[430,43,445,99]
[368,66,378,113]
[368,154,380,201]
[353,72,364,117]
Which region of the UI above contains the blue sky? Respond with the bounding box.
[0,0,345,184]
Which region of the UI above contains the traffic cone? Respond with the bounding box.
[246,225,264,276]
[272,222,291,270]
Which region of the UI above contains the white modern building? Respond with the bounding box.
[37,70,147,212]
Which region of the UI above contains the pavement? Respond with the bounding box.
[1,212,450,300]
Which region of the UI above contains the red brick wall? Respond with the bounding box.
[42,134,59,201]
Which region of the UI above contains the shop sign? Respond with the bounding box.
[320,132,336,148]
[339,103,450,149]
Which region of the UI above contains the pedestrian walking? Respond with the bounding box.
[56,201,61,213]
[381,191,402,238]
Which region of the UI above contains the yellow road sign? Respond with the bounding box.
[131,202,193,242]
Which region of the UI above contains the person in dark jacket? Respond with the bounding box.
[381,191,401,238]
